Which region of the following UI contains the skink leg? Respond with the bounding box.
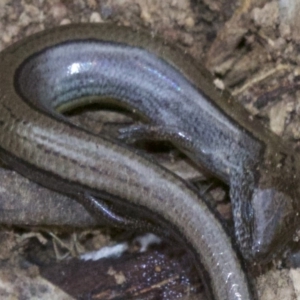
[119,125,221,201]
[190,178,224,209]
[118,124,196,153]
[118,124,165,143]
[118,124,212,169]
[119,125,221,207]
[78,192,170,237]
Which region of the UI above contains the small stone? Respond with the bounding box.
[50,3,68,21]
[251,1,279,28]
[269,100,287,135]
[214,78,225,91]
[19,12,31,27]
[140,10,151,24]
[185,16,195,29]
[90,12,102,23]
[60,19,71,25]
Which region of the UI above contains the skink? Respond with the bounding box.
[6,22,297,262]
[0,24,254,300]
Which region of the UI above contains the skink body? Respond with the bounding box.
[6,23,298,262]
[0,24,254,300]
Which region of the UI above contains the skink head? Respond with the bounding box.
[250,186,298,262]
[231,147,300,263]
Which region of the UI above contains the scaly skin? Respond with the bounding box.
[5,23,300,262]
[0,24,255,300]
